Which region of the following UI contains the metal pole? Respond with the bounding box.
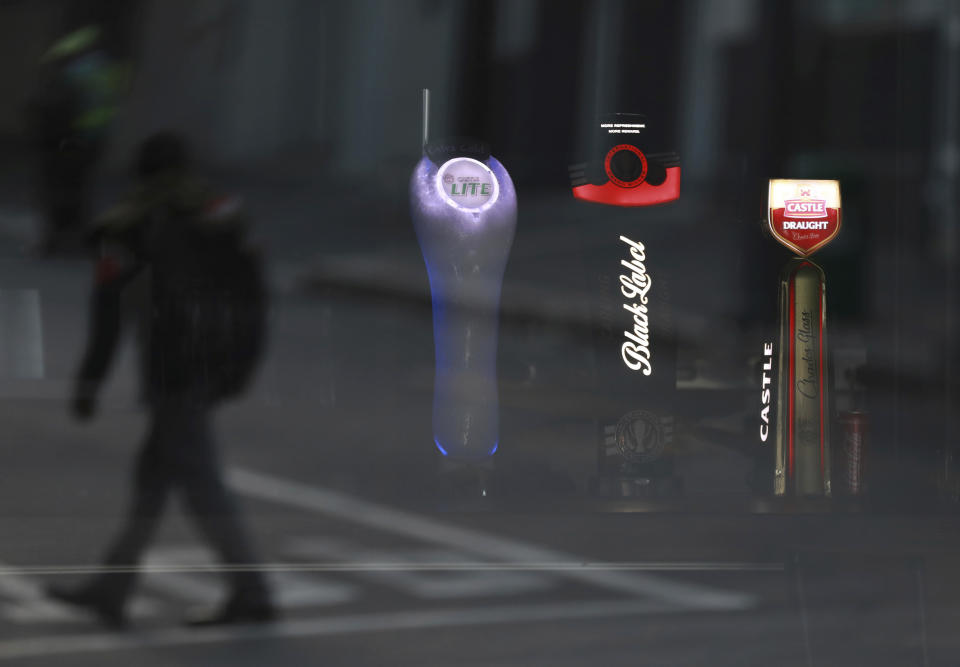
[422,88,431,153]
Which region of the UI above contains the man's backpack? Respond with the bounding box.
[146,204,267,402]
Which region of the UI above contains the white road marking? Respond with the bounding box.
[0,597,684,660]
[228,467,756,611]
[0,289,44,379]
[269,571,356,608]
[0,561,156,624]
[0,469,759,659]
[0,561,77,624]
[144,546,357,609]
[286,537,552,599]
[143,548,221,605]
[0,561,783,576]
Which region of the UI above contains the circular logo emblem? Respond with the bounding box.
[436,157,499,212]
[615,410,664,463]
[604,144,648,188]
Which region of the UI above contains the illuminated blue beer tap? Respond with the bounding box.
[410,98,516,463]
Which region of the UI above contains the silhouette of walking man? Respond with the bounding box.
[49,132,274,628]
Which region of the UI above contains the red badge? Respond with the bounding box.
[767,180,841,257]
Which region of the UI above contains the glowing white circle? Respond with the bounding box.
[435,157,500,212]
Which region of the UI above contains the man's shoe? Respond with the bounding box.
[184,599,277,628]
[46,583,127,629]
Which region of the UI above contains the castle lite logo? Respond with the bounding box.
[437,157,498,212]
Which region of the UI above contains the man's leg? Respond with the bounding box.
[49,416,172,624]
[169,398,272,617]
[97,422,174,600]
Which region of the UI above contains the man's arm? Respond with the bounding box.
[73,245,141,419]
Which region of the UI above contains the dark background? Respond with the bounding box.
[0,2,958,664]
[0,0,956,503]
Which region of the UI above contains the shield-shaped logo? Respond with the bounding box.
[768,179,841,256]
